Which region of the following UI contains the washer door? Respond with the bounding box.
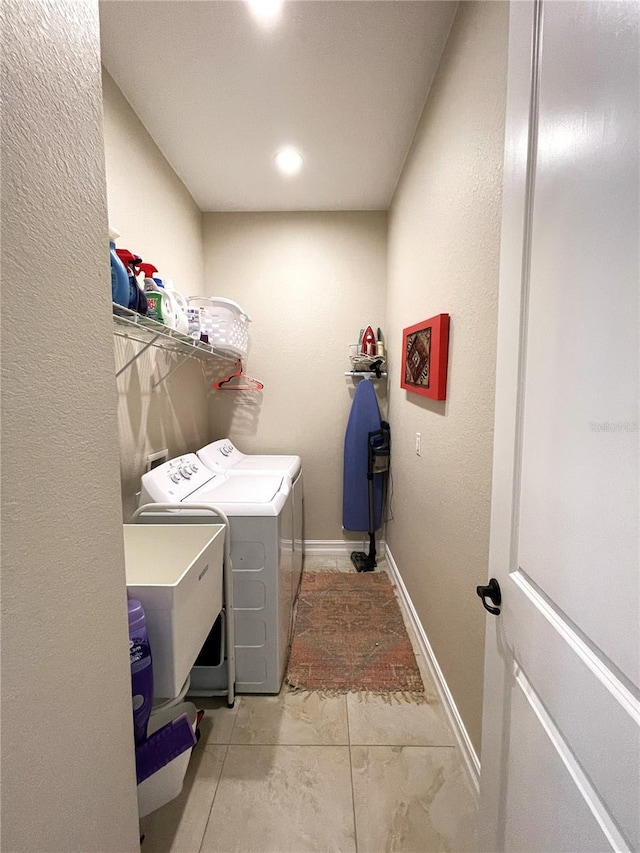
[187,474,288,516]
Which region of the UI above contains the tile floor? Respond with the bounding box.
[140,556,478,853]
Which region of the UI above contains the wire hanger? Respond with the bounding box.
[212,360,264,391]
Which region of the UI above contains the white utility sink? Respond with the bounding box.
[123,524,225,699]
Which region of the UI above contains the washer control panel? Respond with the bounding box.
[140,453,225,503]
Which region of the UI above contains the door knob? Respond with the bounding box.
[476,578,501,615]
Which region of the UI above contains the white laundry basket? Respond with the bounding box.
[188,297,251,358]
[137,702,198,818]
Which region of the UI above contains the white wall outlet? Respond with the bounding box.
[415,432,421,456]
[146,449,169,472]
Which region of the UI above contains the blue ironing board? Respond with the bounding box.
[342,379,385,531]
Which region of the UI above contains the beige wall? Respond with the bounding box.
[102,67,204,293]
[202,212,387,540]
[102,69,211,518]
[1,2,139,850]
[385,1,508,754]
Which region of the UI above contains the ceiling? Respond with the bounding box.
[99,1,456,212]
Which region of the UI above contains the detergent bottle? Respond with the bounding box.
[186,305,201,339]
[116,248,148,315]
[163,279,189,334]
[128,599,153,745]
[139,263,177,328]
[109,228,130,308]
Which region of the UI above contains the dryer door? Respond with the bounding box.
[292,471,304,599]
[279,488,295,670]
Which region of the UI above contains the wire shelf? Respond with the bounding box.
[112,304,239,364]
[347,343,387,379]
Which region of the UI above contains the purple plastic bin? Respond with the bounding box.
[135,712,196,785]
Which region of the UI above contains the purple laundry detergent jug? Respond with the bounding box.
[128,599,153,745]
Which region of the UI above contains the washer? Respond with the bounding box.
[197,439,304,595]
[139,453,294,694]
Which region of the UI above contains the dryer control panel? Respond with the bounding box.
[197,438,244,471]
[140,453,225,504]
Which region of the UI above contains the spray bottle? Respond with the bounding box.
[115,248,148,315]
[139,263,177,328]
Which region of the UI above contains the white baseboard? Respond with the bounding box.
[385,546,481,796]
[304,539,386,557]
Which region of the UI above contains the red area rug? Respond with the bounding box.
[286,571,424,697]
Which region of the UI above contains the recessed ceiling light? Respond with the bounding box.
[246,0,284,27]
[275,147,304,176]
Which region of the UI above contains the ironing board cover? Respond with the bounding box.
[342,379,385,531]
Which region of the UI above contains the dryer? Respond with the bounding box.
[197,438,301,481]
[197,439,304,595]
[139,453,294,694]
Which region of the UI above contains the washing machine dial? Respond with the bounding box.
[180,465,192,478]
[170,471,182,483]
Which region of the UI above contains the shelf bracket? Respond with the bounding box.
[113,304,242,392]
[151,354,192,390]
[344,371,388,380]
[115,334,161,378]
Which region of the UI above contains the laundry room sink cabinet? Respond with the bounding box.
[123,524,225,699]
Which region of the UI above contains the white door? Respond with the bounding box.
[479,2,639,851]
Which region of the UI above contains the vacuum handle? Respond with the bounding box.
[368,423,391,474]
